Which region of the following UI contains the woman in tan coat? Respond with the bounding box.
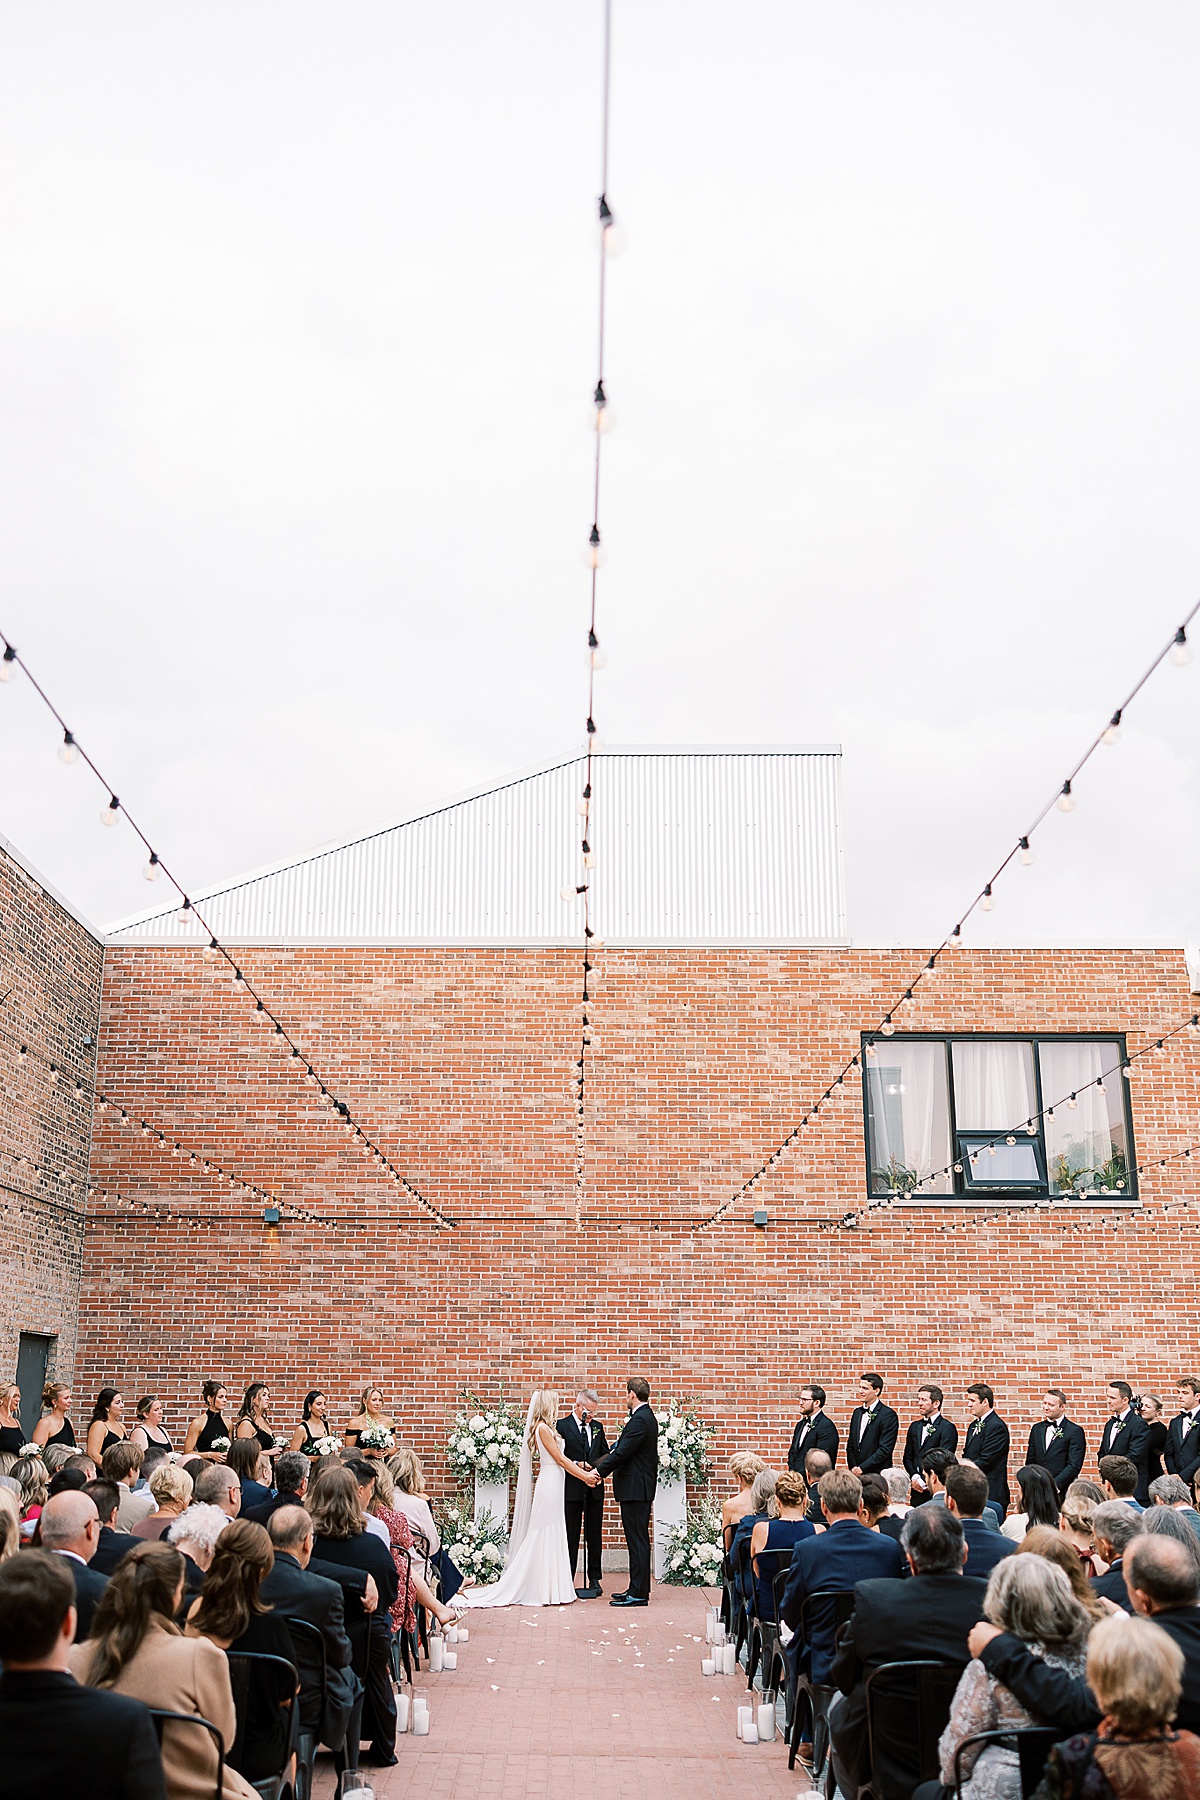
[69,1540,256,1800]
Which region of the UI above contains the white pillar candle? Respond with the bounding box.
[429,1637,445,1672]
[395,1692,410,1732]
[701,1657,715,1677]
[737,1705,753,1740]
[756,1704,775,1741]
[446,1626,459,1644]
[443,1650,457,1670]
[742,1720,759,1745]
[413,1708,430,1737]
[457,1627,469,1642]
[722,1642,737,1675]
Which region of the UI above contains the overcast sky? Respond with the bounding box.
[0,2,1197,948]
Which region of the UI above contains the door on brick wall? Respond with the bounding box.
[16,1334,54,1440]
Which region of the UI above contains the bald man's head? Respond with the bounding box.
[38,1490,101,1562]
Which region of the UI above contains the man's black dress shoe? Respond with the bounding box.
[610,1594,647,1606]
[577,1586,602,1599]
[609,1589,629,1601]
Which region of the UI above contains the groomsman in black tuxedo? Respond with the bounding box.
[903,1385,958,1497]
[1166,1378,1200,1491]
[1098,1379,1151,1503]
[846,1373,899,1477]
[558,1389,610,1599]
[787,1384,840,1473]
[962,1384,1011,1516]
[1025,1388,1087,1503]
[592,1377,659,1607]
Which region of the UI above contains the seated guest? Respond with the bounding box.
[0,1488,20,1563]
[1142,1506,1200,1582]
[70,1541,257,1800]
[14,1454,49,1539]
[0,1550,166,1800]
[84,1479,141,1574]
[226,1437,273,1513]
[732,1468,777,1604]
[309,1463,399,1767]
[369,1459,459,1635]
[41,1442,77,1477]
[780,1469,903,1690]
[132,1462,194,1541]
[194,1463,242,1520]
[246,1450,307,1525]
[925,1449,1001,1531]
[720,1451,767,1534]
[64,1451,98,1479]
[263,1506,358,1754]
[750,1470,814,1614]
[387,1445,465,1600]
[1099,1453,1143,1511]
[921,1553,1091,1800]
[804,1448,832,1525]
[1149,1473,1200,1538]
[181,1457,207,1488]
[881,1466,913,1521]
[859,1473,895,1534]
[167,1502,231,1591]
[47,1466,88,1499]
[185,1519,297,1789]
[1061,1478,1108,1576]
[1090,1500,1143,1613]
[945,1464,1017,1580]
[1017,1524,1108,1621]
[830,1503,988,1800]
[103,1444,156,1532]
[1124,1533,1200,1728]
[1002,1464,1062,1541]
[341,1457,391,1547]
[1032,1612,1200,1797]
[38,1489,108,1639]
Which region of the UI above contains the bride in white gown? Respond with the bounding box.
[460,1390,600,1609]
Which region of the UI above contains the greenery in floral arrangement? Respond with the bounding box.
[661,1496,724,1586]
[654,1401,714,1484]
[436,1494,508,1585]
[446,1393,524,1483]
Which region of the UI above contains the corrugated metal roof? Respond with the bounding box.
[105,747,846,946]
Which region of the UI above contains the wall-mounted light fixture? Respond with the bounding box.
[753,1206,768,1230]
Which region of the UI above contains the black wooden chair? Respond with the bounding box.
[149,1709,225,1800]
[744,1547,794,1700]
[856,1658,963,1800]
[283,1617,326,1800]
[227,1650,301,1800]
[719,1522,738,1631]
[786,1588,857,1775]
[953,1725,1062,1799]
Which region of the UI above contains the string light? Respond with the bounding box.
[1018,837,1033,865]
[58,730,79,765]
[100,795,120,827]
[0,643,16,681]
[143,852,162,882]
[1172,626,1191,667]
[1057,780,1075,813]
[1102,711,1122,745]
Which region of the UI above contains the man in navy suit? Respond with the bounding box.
[592,1377,658,1607]
[903,1384,958,1496]
[37,1490,109,1641]
[780,1468,902,1688]
[961,1384,1011,1516]
[944,1465,1015,1580]
[787,1384,840,1473]
[846,1373,899,1477]
[1098,1380,1151,1503]
[1025,1388,1087,1503]
[1089,1501,1142,1613]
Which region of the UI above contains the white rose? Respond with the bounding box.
[483,1543,503,1563]
[461,1437,477,1458]
[469,1415,486,1433]
[449,1543,467,1561]
[667,1418,684,1439]
[670,1553,684,1570]
[486,1443,502,1463]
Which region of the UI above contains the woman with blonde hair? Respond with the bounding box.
[460,1389,600,1611]
[14,1453,49,1538]
[31,1381,75,1452]
[938,1553,1091,1799]
[1032,1612,1200,1798]
[1018,1524,1108,1621]
[344,1384,396,1459]
[369,1460,461,1633]
[132,1460,195,1540]
[0,1488,20,1563]
[1060,1478,1109,1578]
[721,1451,767,1534]
[0,1383,25,1457]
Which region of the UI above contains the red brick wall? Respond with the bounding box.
[78,944,1200,1496]
[0,845,103,1393]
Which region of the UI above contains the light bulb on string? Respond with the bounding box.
[588,640,608,670]
[1102,711,1122,746]
[1057,780,1075,813]
[100,795,120,827]
[142,852,162,882]
[597,193,627,256]
[58,730,79,765]
[980,884,995,912]
[583,527,607,570]
[924,957,938,979]
[0,644,16,682]
[589,380,615,433]
[1171,627,1191,667]
[201,938,219,960]
[1018,837,1033,866]
[880,1017,895,1037]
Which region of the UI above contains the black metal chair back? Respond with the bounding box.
[863,1658,963,1798]
[751,1546,795,1623]
[743,1547,795,1698]
[149,1708,225,1800]
[953,1725,1062,1799]
[283,1617,326,1800]
[786,1588,858,1772]
[226,1649,300,1797]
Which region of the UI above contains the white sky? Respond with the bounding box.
[0,2,1197,946]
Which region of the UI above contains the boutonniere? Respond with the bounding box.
[1183,1417,1197,1437]
[1049,1426,1063,1443]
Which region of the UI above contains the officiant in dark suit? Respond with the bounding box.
[787,1384,839,1473]
[902,1384,958,1495]
[591,1377,658,1607]
[846,1373,899,1476]
[558,1390,610,1599]
[1025,1388,1087,1502]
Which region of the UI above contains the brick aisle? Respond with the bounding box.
[312,1587,805,1799]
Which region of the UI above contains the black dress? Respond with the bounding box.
[239,1421,275,1455]
[1146,1418,1169,1485]
[96,1427,124,1457]
[0,1423,24,1455]
[42,1417,76,1449]
[195,1410,231,1452]
[298,1422,325,1457]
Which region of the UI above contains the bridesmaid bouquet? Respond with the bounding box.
[209,1437,231,1453]
[359,1425,395,1452]
[310,1434,341,1457]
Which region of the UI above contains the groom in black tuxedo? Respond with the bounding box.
[558,1389,610,1599]
[591,1376,659,1608]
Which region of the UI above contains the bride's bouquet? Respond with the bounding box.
[661,1497,724,1586]
[654,1401,714,1484]
[446,1395,523,1483]
[437,1495,508,1585]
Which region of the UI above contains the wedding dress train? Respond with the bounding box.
[460,1434,577,1608]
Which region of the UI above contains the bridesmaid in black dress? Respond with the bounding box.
[0,1383,25,1457]
[1141,1394,1170,1485]
[182,1380,233,1463]
[288,1389,333,1460]
[235,1383,280,1461]
[84,1389,127,1465]
[129,1395,173,1469]
[31,1382,76,1454]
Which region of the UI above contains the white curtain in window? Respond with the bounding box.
[951,1041,1036,1131]
[1039,1040,1122,1191]
[866,1042,951,1192]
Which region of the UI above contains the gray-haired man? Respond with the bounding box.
[558,1390,610,1598]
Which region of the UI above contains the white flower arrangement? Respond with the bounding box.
[310,1434,341,1457]
[653,1401,714,1484]
[437,1494,509,1584]
[358,1425,395,1452]
[446,1394,523,1482]
[661,1496,724,1587]
[18,1443,42,1460]
[209,1436,231,1453]
[272,1433,290,1449]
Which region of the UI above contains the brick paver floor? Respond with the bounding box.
[312,1587,808,1798]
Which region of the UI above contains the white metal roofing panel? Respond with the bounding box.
[105,748,846,945]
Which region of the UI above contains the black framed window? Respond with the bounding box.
[862,1032,1134,1201]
